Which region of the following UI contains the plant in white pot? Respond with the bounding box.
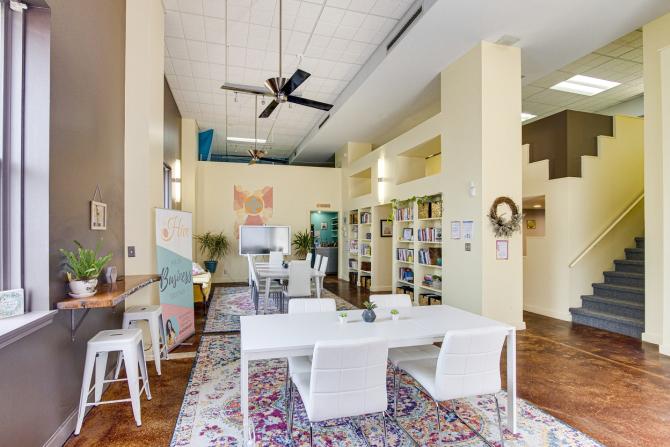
[194,231,230,274]
[60,241,112,298]
[338,311,348,324]
[390,308,400,321]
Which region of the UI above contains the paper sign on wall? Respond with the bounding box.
[462,220,474,240]
[156,208,195,350]
[450,221,461,239]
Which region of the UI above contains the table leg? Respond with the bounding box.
[506,328,517,434]
[315,275,321,298]
[241,351,251,444]
[264,278,271,314]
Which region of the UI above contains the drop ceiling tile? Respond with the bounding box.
[171,58,193,76]
[313,20,337,37]
[178,0,203,15]
[203,0,227,18]
[191,61,211,78]
[228,21,250,46]
[164,0,179,11]
[177,75,197,91]
[165,11,185,38]
[210,63,227,81]
[205,17,226,44]
[187,40,209,62]
[166,37,189,59]
[207,42,227,65]
[181,13,206,40]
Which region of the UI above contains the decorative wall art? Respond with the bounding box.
[487,196,523,238]
[526,219,537,230]
[233,186,274,239]
[90,185,107,230]
[380,219,393,237]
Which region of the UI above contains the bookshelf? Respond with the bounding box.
[392,194,444,305]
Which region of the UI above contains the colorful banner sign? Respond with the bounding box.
[156,208,195,350]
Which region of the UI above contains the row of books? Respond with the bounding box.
[399,267,414,283]
[360,212,371,224]
[349,211,359,224]
[349,240,358,254]
[395,207,413,221]
[397,248,414,262]
[348,259,359,269]
[360,244,372,256]
[417,227,442,242]
[418,248,441,266]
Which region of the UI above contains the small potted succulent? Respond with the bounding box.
[362,301,377,323]
[338,311,348,324]
[390,308,400,321]
[60,240,112,298]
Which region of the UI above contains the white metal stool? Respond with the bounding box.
[74,329,151,435]
[116,305,168,376]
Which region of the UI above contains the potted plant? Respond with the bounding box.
[194,231,230,273]
[390,308,400,321]
[362,301,377,323]
[60,240,112,298]
[338,311,348,324]
[292,229,314,259]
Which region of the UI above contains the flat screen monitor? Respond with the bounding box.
[239,225,291,255]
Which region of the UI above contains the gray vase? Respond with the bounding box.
[362,309,376,323]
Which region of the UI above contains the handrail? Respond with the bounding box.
[569,191,644,268]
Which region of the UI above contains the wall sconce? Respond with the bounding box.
[377,158,386,203]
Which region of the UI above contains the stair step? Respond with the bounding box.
[569,307,644,339]
[592,283,645,302]
[581,295,644,319]
[625,248,644,261]
[614,259,644,274]
[603,271,644,288]
[635,237,645,249]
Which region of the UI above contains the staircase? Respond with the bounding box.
[569,237,645,338]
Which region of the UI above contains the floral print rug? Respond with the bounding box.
[170,334,604,447]
[204,286,358,333]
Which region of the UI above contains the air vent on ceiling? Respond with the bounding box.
[386,6,422,52]
[318,114,330,129]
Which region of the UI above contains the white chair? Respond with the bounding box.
[317,255,328,290]
[269,250,284,267]
[289,337,389,446]
[250,258,283,313]
[281,261,312,313]
[305,252,313,266]
[370,294,412,309]
[314,254,322,273]
[75,329,151,435]
[115,305,168,376]
[395,326,509,446]
[284,298,337,409]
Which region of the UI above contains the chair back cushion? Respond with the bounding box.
[309,337,388,421]
[269,251,284,267]
[288,298,336,314]
[319,256,329,273]
[369,294,412,308]
[305,253,313,265]
[434,326,507,401]
[286,261,312,297]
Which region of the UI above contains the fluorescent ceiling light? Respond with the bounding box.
[550,75,620,96]
[227,137,267,144]
[533,204,542,208]
[521,112,537,122]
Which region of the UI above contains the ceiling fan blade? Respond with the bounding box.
[259,100,280,118]
[287,95,333,112]
[280,69,311,96]
[221,82,273,97]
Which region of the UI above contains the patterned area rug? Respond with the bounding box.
[170,335,604,447]
[204,286,359,333]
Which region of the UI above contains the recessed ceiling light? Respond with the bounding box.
[533,204,542,208]
[550,75,620,96]
[521,112,537,122]
[227,137,267,144]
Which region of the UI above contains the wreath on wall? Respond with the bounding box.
[487,196,523,238]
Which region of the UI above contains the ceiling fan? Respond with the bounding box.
[220,0,334,119]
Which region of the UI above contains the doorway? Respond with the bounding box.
[310,211,339,275]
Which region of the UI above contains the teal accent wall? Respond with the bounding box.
[311,211,338,245]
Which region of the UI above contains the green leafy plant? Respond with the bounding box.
[389,194,442,220]
[60,240,112,281]
[363,301,377,311]
[390,309,399,315]
[194,232,230,261]
[292,229,314,258]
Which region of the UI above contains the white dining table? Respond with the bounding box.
[239,305,517,444]
[253,262,325,314]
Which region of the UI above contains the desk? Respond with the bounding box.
[240,305,517,444]
[56,274,160,340]
[253,264,325,314]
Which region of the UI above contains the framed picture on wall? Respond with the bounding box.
[526,219,537,230]
[380,219,393,237]
[90,201,107,230]
[320,222,328,230]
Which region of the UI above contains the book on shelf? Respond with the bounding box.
[396,248,414,263]
[418,247,442,266]
[348,258,359,269]
[399,267,414,283]
[395,207,413,221]
[361,244,372,256]
[349,211,359,224]
[417,227,442,242]
[360,212,371,224]
[361,261,371,271]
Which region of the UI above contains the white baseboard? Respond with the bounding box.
[642,331,660,345]
[523,304,572,322]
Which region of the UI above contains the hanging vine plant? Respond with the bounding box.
[487,196,523,238]
[389,194,441,220]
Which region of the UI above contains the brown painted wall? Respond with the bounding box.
[522,110,613,179]
[164,78,182,208]
[0,1,127,445]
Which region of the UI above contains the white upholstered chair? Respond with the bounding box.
[269,250,284,266]
[249,257,283,313]
[395,326,508,446]
[370,294,412,309]
[281,261,312,312]
[305,252,313,266]
[317,255,328,289]
[289,337,389,446]
[313,254,322,272]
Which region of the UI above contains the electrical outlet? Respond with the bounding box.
[128,246,136,257]
[465,243,471,252]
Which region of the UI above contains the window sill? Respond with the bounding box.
[0,310,58,350]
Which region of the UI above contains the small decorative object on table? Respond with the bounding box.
[60,240,112,298]
[390,308,400,321]
[338,312,348,324]
[362,301,377,323]
[0,289,24,319]
[105,266,118,284]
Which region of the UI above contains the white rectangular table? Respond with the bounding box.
[254,263,325,314]
[240,305,517,444]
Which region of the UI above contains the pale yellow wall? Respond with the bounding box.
[642,13,670,347]
[425,154,441,176]
[195,162,342,282]
[124,0,164,307]
[523,116,644,320]
[181,118,198,259]
[662,46,670,352]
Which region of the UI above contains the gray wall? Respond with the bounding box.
[0,1,127,445]
[164,77,182,208]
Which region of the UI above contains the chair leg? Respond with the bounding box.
[122,345,142,427]
[74,348,97,435]
[159,313,169,361]
[94,351,108,404]
[452,399,496,447]
[381,412,387,447]
[434,399,442,446]
[393,368,400,419]
[495,395,505,447]
[148,316,162,375]
[288,382,295,441]
[284,361,291,411]
[309,423,314,447]
[137,340,152,400]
